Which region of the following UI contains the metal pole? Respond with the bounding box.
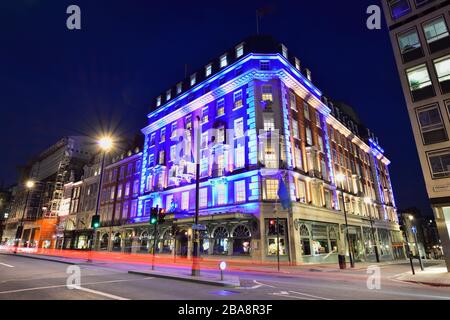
[192,116,201,276]
[88,151,106,262]
[276,217,280,272]
[368,207,380,263]
[341,190,354,268]
[152,209,158,271]
[402,216,415,275]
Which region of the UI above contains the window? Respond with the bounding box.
[201,132,208,149]
[388,0,411,20]
[296,180,307,203]
[148,154,155,167]
[217,183,227,205]
[303,102,310,120]
[199,188,208,208]
[417,105,447,144]
[306,126,313,146]
[398,28,421,54]
[235,180,246,203]
[264,144,278,169]
[406,64,434,101]
[424,17,449,44]
[267,219,287,256]
[290,92,297,111]
[159,150,165,165]
[236,43,244,58]
[202,107,209,123]
[205,64,212,77]
[156,96,162,107]
[281,44,288,58]
[185,114,192,130]
[165,194,173,211]
[166,90,171,101]
[260,60,270,70]
[265,179,279,200]
[150,133,156,146]
[130,200,138,218]
[160,128,166,143]
[234,90,243,109]
[181,192,189,210]
[295,58,301,70]
[171,122,178,138]
[216,127,225,144]
[176,82,182,94]
[220,54,228,68]
[318,137,325,153]
[234,118,244,138]
[315,111,321,128]
[133,180,139,196]
[170,145,177,162]
[294,146,303,170]
[262,85,273,102]
[434,55,450,93]
[190,74,196,87]
[263,113,275,131]
[217,99,225,117]
[125,183,130,197]
[292,120,299,139]
[235,144,245,169]
[428,149,450,178]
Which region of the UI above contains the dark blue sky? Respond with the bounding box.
[0,0,431,215]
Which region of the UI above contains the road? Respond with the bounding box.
[0,254,449,300]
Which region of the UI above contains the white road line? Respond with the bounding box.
[288,290,333,300]
[74,286,129,300]
[0,263,14,268]
[0,277,154,295]
[272,293,315,300]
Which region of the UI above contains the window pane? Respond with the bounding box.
[398,29,420,53]
[429,150,450,178]
[406,64,431,91]
[388,0,411,19]
[424,17,449,43]
[434,55,450,82]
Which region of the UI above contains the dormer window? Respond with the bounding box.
[220,54,228,68]
[156,96,162,107]
[295,58,301,70]
[281,44,288,58]
[190,74,197,87]
[305,69,312,81]
[176,82,183,95]
[205,64,212,77]
[236,43,244,58]
[166,90,172,101]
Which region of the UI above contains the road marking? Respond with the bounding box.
[272,292,315,300]
[0,277,154,295]
[73,286,129,300]
[288,290,333,300]
[0,263,14,268]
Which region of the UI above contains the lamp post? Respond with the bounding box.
[191,116,201,276]
[14,180,35,254]
[409,215,424,271]
[88,136,113,260]
[364,197,380,263]
[335,173,354,268]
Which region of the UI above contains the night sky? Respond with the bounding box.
[0,0,431,215]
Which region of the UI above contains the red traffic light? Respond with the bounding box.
[269,219,276,226]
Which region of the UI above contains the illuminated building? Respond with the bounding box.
[382,0,450,271]
[97,35,400,264]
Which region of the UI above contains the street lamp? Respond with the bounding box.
[335,173,354,268]
[364,197,380,263]
[192,116,201,277]
[89,135,114,259]
[14,180,35,254]
[408,215,424,271]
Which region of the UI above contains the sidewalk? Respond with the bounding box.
[394,264,450,287]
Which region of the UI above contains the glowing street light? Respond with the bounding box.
[98,136,114,152]
[14,179,36,254]
[26,180,35,189]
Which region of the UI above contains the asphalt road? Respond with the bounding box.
[0,254,449,300]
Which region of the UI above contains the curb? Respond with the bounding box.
[1,252,81,265]
[128,270,240,287]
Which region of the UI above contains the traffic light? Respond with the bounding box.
[150,207,158,225]
[91,215,100,229]
[269,219,276,226]
[158,208,166,224]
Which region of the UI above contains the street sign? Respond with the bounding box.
[192,224,207,231]
[411,226,417,234]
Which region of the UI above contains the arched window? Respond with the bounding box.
[199,230,210,255]
[232,225,251,255]
[300,224,310,238]
[213,226,229,255]
[100,233,109,250]
[160,229,173,253]
[299,224,311,256]
[112,233,121,251]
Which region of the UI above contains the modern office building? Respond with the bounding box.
[3,136,93,248]
[382,0,450,270]
[119,35,402,264]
